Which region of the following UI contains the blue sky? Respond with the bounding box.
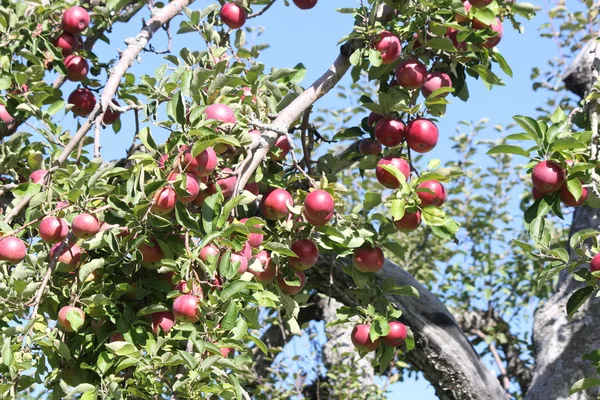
[46,0,560,397]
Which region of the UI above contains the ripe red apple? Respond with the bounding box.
[57,305,85,332]
[62,6,90,34]
[591,253,600,276]
[303,209,333,226]
[531,160,565,194]
[483,18,503,48]
[138,240,164,265]
[405,118,439,153]
[220,3,246,29]
[55,32,79,56]
[394,59,427,89]
[394,211,421,232]
[374,31,402,65]
[39,217,69,243]
[367,112,383,127]
[249,250,277,283]
[168,172,200,204]
[72,213,100,239]
[270,135,291,161]
[375,118,405,147]
[103,100,121,125]
[50,242,83,269]
[242,241,252,260]
[68,88,96,117]
[151,311,175,335]
[205,103,236,124]
[225,252,249,276]
[358,138,382,156]
[173,294,201,323]
[351,324,380,352]
[293,0,318,9]
[240,218,263,248]
[382,321,407,347]
[446,28,468,51]
[353,246,385,273]
[109,332,125,342]
[199,244,220,263]
[158,154,169,169]
[29,169,48,184]
[455,0,472,23]
[245,182,260,195]
[289,239,319,271]
[0,104,13,124]
[183,147,218,177]
[220,347,234,358]
[260,188,293,220]
[277,270,307,295]
[559,183,588,207]
[421,72,453,98]
[417,180,447,207]
[152,187,177,214]
[533,187,544,200]
[470,0,493,7]
[0,236,26,264]
[376,157,410,189]
[64,55,89,82]
[304,190,335,221]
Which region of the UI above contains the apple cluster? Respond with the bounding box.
[531,160,588,207]
[351,321,407,352]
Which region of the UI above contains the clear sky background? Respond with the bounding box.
[43,0,560,397]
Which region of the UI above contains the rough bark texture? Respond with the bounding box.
[525,42,600,400]
[308,256,509,400]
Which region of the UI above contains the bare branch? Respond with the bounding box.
[248,0,277,19]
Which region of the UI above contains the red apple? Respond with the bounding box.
[351,324,380,352]
[138,240,164,265]
[62,6,90,34]
[64,55,89,82]
[533,187,544,200]
[446,28,467,51]
[591,253,600,276]
[374,31,402,65]
[72,213,100,239]
[270,135,291,161]
[382,321,407,347]
[221,252,249,276]
[260,188,293,220]
[220,347,234,358]
[303,209,333,226]
[405,118,439,153]
[183,147,218,177]
[152,187,177,214]
[57,305,85,332]
[240,218,263,248]
[50,242,83,269]
[289,239,319,271]
[421,72,453,98]
[68,88,96,117]
[277,270,307,295]
[207,168,237,198]
[375,118,405,147]
[109,332,125,343]
[245,182,260,195]
[531,161,565,194]
[293,0,318,9]
[249,250,277,283]
[367,112,383,127]
[394,211,421,232]
[158,154,169,169]
[103,100,121,125]
[173,294,201,323]
[483,18,503,48]
[559,183,588,207]
[151,311,175,335]
[199,244,220,263]
[352,246,384,273]
[168,172,200,204]
[417,180,447,207]
[470,0,492,7]
[0,104,13,124]
[242,241,252,260]
[0,236,26,264]
[29,169,48,184]
[376,157,410,189]
[455,0,472,23]
[39,217,69,243]
[394,59,427,89]
[205,103,236,124]
[304,190,335,221]
[55,32,79,56]
[358,138,382,156]
[220,3,246,29]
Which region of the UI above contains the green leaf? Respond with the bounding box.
[220,281,261,302]
[551,137,587,151]
[138,127,157,152]
[105,342,138,356]
[566,179,583,202]
[513,115,543,142]
[567,286,594,319]
[426,38,455,52]
[570,377,600,395]
[421,206,446,226]
[363,192,382,211]
[390,199,405,221]
[136,304,169,317]
[263,242,297,257]
[487,144,530,157]
[570,229,600,249]
[66,309,84,332]
[78,258,105,282]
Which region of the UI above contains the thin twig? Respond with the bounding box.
[248,0,277,18]
[472,329,510,392]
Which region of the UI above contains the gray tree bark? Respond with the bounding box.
[525,40,600,400]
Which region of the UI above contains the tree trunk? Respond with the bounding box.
[525,41,600,400]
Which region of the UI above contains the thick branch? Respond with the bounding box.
[307,255,509,400]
